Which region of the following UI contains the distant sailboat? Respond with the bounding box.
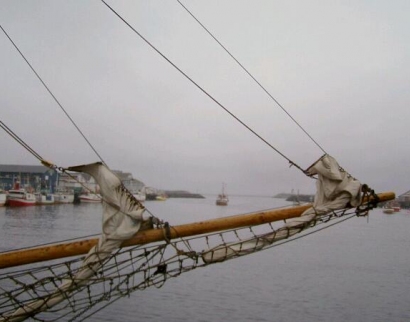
[216,183,229,206]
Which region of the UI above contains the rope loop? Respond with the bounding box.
[163,222,172,243]
[355,184,379,217]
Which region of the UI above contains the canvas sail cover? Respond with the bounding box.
[285,154,362,227]
[202,154,362,263]
[5,163,145,322]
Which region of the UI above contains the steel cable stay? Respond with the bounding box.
[3,14,306,179]
[1,24,151,215]
[0,116,93,195]
[0,23,206,235]
[176,0,327,155]
[100,0,311,176]
[0,121,44,162]
[2,5,354,179]
[0,117,163,223]
[2,3,313,177]
[0,24,106,166]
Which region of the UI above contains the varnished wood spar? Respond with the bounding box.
[0,191,395,269]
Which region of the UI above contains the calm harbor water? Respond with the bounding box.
[1,196,410,322]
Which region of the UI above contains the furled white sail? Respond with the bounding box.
[4,163,145,322]
[285,154,362,227]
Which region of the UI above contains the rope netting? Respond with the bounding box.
[0,205,367,322]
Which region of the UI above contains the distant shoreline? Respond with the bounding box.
[273,193,314,202]
[163,190,205,199]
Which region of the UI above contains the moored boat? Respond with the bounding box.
[54,192,75,204]
[79,193,102,203]
[35,192,55,205]
[54,188,75,204]
[7,189,36,207]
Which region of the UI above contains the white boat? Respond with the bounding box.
[79,193,102,203]
[7,189,36,207]
[0,190,7,206]
[54,192,75,204]
[35,192,55,205]
[54,189,75,204]
[216,183,229,206]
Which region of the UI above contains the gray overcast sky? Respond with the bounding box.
[1,1,409,196]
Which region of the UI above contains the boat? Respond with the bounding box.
[216,183,229,206]
[35,192,55,205]
[54,191,75,204]
[0,190,6,206]
[79,192,102,203]
[6,188,36,207]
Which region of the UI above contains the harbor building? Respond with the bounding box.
[0,164,58,192]
[0,164,144,194]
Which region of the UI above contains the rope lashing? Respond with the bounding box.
[356,184,379,216]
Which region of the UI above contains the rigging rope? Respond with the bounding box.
[0,25,106,165]
[0,121,43,162]
[0,25,165,224]
[0,117,163,224]
[176,0,327,155]
[100,0,308,175]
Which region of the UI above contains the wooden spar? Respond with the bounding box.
[0,191,395,269]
